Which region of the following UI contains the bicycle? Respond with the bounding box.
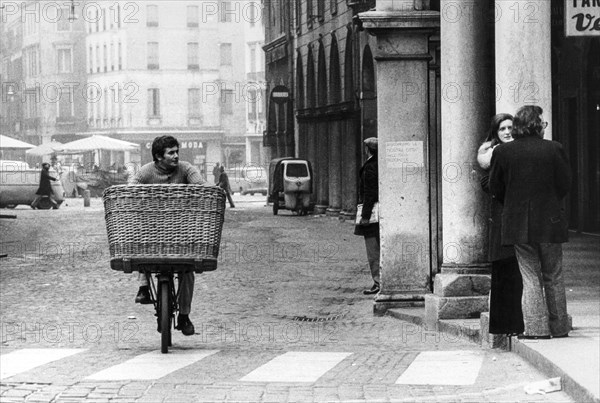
[103,184,226,353]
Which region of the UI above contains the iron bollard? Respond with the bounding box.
[83,190,91,207]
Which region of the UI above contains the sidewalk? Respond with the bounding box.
[387,232,600,403]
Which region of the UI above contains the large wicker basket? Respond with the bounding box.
[103,184,226,273]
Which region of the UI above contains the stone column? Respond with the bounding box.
[495,1,552,139]
[341,117,359,219]
[327,120,342,216]
[359,9,439,313]
[315,121,329,214]
[424,0,494,323]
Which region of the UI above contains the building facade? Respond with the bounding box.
[244,0,268,166]
[264,0,599,318]
[0,1,87,146]
[264,0,389,219]
[82,0,247,174]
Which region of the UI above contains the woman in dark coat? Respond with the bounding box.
[31,163,59,209]
[478,113,524,336]
[354,137,380,295]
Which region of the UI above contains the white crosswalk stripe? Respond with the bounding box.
[240,351,352,383]
[85,349,219,380]
[0,348,85,380]
[395,351,484,386]
[0,348,486,385]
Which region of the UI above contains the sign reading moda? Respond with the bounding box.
[565,0,600,37]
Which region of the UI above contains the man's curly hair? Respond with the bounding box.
[512,105,544,139]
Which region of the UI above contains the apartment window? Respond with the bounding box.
[247,88,257,120]
[118,42,122,70]
[110,42,115,71]
[57,48,72,73]
[307,0,313,28]
[147,42,159,69]
[295,1,301,32]
[188,42,199,70]
[221,89,233,114]
[24,12,39,36]
[220,43,232,65]
[57,8,71,31]
[188,89,201,117]
[220,1,232,22]
[103,44,107,72]
[96,45,100,72]
[88,47,94,73]
[25,46,40,77]
[147,5,159,27]
[87,87,94,124]
[24,91,38,118]
[117,4,121,28]
[104,88,109,123]
[187,6,199,27]
[148,89,160,117]
[317,0,325,22]
[250,46,256,73]
[330,0,337,15]
[248,2,257,25]
[58,88,73,118]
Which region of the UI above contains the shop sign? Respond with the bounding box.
[144,141,204,150]
[565,0,600,37]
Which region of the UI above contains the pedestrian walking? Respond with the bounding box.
[129,135,205,336]
[218,166,235,208]
[213,162,221,184]
[354,137,380,295]
[490,105,571,339]
[31,163,59,209]
[478,113,524,336]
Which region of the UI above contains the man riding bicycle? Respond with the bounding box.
[129,135,204,336]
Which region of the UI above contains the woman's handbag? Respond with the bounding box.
[355,202,379,224]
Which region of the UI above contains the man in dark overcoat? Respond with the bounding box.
[354,137,380,295]
[489,105,571,338]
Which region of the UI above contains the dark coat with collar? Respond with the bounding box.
[489,136,571,245]
[354,156,379,238]
[36,168,57,196]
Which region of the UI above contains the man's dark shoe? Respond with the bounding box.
[135,286,152,304]
[176,315,195,336]
[363,284,380,295]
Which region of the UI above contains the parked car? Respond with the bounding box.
[0,160,65,209]
[226,165,268,196]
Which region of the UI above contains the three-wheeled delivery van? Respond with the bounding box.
[268,158,312,216]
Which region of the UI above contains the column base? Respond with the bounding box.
[425,294,489,324]
[326,207,341,217]
[374,292,426,316]
[314,204,328,214]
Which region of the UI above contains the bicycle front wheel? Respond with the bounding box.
[160,282,171,353]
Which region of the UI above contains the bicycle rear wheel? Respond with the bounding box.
[160,282,171,353]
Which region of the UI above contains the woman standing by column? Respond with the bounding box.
[478,113,524,336]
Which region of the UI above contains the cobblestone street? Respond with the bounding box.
[0,196,573,402]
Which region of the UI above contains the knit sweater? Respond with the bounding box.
[129,161,204,185]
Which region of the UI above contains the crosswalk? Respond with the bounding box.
[0,348,485,386]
